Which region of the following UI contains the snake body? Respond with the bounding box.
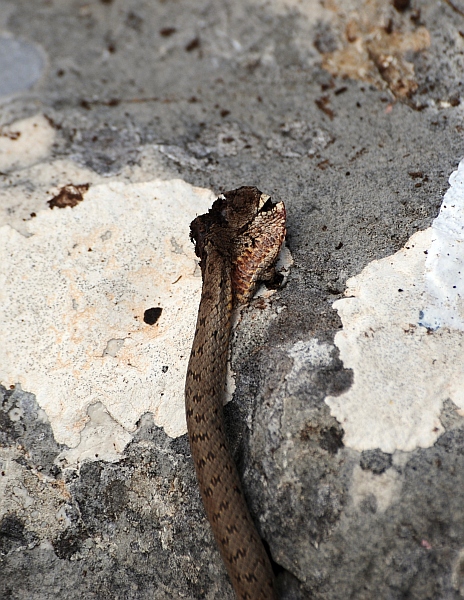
[185,187,286,600]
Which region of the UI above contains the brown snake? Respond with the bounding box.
[185,187,286,599]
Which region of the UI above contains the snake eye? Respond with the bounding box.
[258,193,270,210]
[259,197,275,213]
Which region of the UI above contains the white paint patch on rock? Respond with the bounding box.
[351,465,402,514]
[0,179,215,449]
[420,159,464,331]
[57,403,133,466]
[0,158,105,235]
[0,153,173,237]
[0,114,55,172]
[326,160,464,452]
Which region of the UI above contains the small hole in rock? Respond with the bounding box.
[144,307,162,325]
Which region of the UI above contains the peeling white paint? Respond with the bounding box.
[420,159,464,331]
[57,403,133,467]
[0,178,215,448]
[0,158,103,235]
[0,115,292,463]
[0,114,55,172]
[0,153,175,236]
[326,160,464,453]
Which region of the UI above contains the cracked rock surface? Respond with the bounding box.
[1,0,464,598]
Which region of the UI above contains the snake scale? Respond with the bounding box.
[185,187,286,599]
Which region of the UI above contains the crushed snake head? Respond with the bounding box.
[190,186,286,304]
[185,187,286,599]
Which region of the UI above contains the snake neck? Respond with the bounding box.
[185,247,277,600]
[186,250,232,417]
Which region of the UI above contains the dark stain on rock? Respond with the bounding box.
[103,480,128,519]
[185,37,201,52]
[0,515,26,554]
[52,528,88,559]
[48,184,90,209]
[315,363,353,397]
[126,11,143,32]
[393,0,410,11]
[0,410,19,443]
[315,96,335,119]
[144,307,162,325]
[0,515,25,541]
[360,449,393,474]
[0,129,20,140]
[160,27,176,37]
[319,426,345,455]
[299,423,344,455]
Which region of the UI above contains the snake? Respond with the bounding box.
[185,186,286,600]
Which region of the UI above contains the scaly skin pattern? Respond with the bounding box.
[185,187,286,600]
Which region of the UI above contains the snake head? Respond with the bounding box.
[191,187,265,258]
[190,186,286,303]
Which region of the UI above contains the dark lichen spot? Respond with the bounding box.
[0,515,25,541]
[52,529,87,559]
[0,515,27,554]
[315,95,335,119]
[160,27,176,37]
[103,480,128,519]
[393,0,410,11]
[360,449,392,474]
[47,184,90,209]
[126,11,143,32]
[1,129,20,140]
[319,426,344,454]
[144,307,162,325]
[185,37,201,52]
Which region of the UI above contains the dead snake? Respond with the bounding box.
[185,187,286,599]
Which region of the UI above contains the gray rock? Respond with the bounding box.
[1,0,464,598]
[0,34,44,97]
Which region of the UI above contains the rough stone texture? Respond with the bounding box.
[1,0,464,599]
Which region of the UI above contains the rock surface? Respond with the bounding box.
[1,0,464,598]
